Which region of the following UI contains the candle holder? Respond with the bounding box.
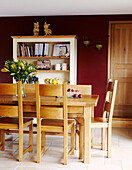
[96,41,103,50]
[83,37,90,46]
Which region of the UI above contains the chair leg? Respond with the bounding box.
[29,121,33,152]
[71,124,74,155]
[79,125,84,159]
[101,128,105,150]
[42,131,45,153]
[19,128,23,162]
[107,126,112,158]
[64,130,68,165]
[1,130,5,151]
[75,123,79,150]
[37,119,41,163]
[91,128,94,148]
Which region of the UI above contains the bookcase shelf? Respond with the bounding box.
[17,56,70,59]
[12,35,77,84]
[37,70,70,72]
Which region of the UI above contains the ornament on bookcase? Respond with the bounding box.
[33,22,40,36]
[44,22,52,36]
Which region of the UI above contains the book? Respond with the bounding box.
[29,45,32,57]
[19,43,22,56]
[21,46,24,57]
[22,43,25,56]
[44,43,49,56]
[27,46,31,57]
[31,45,33,56]
[17,44,20,57]
[38,44,43,57]
[35,44,39,56]
[24,46,28,57]
[42,44,45,56]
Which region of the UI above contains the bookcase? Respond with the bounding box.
[12,35,77,85]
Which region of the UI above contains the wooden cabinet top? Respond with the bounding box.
[11,35,78,39]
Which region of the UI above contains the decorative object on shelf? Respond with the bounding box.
[96,41,103,50]
[1,60,37,96]
[44,77,62,84]
[55,63,61,70]
[44,22,52,35]
[62,63,67,70]
[83,37,90,46]
[33,22,40,36]
[27,76,39,84]
[37,59,51,70]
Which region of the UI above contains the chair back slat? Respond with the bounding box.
[108,80,118,122]
[104,102,111,112]
[35,82,67,120]
[24,84,36,95]
[39,84,63,96]
[107,82,113,92]
[67,85,92,95]
[0,81,23,119]
[0,84,17,95]
[103,80,118,122]
[35,81,40,120]
[17,81,23,126]
[40,106,63,119]
[0,105,18,117]
[63,81,68,139]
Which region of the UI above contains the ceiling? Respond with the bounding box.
[0,0,132,17]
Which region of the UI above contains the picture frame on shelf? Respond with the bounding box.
[53,44,70,57]
[59,46,67,56]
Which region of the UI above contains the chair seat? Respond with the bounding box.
[76,117,108,128]
[41,119,75,132]
[0,117,33,129]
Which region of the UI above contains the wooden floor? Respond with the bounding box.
[0,127,132,170]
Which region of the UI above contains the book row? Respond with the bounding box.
[17,43,70,57]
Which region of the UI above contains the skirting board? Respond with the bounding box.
[112,117,132,128]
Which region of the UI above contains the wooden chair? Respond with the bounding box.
[23,84,36,118]
[76,79,118,159]
[35,81,75,164]
[0,81,33,161]
[67,85,92,150]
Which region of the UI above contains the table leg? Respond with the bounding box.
[83,106,91,163]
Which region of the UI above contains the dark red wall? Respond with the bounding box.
[0,15,132,116]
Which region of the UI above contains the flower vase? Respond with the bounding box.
[22,84,26,97]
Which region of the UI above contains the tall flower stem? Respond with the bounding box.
[22,83,26,97]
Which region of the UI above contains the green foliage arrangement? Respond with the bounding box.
[1,59,37,84]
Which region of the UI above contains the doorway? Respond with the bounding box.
[108,21,132,127]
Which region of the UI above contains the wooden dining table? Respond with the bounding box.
[0,94,99,163]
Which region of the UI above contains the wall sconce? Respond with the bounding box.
[83,37,90,46]
[96,41,103,50]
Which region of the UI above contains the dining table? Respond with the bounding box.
[0,94,99,163]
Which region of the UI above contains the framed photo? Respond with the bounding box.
[59,46,67,56]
